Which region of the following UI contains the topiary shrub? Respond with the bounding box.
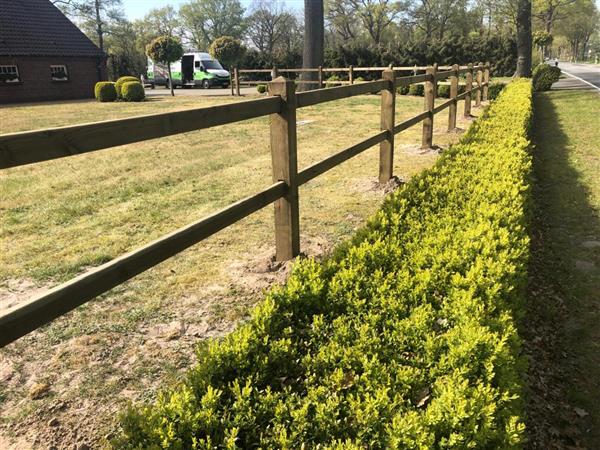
[121,81,145,102]
[94,81,117,102]
[114,80,533,449]
[532,64,561,91]
[397,85,410,95]
[488,82,507,100]
[115,76,140,98]
[437,84,450,98]
[408,83,424,96]
[354,76,365,83]
[256,84,267,94]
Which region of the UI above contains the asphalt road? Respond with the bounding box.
[557,62,600,92]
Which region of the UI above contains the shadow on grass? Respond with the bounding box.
[524,91,600,449]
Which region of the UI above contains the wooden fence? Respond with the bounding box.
[0,62,490,347]
[230,63,488,95]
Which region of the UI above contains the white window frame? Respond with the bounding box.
[50,64,69,82]
[0,65,21,84]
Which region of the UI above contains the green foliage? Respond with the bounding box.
[209,36,246,69]
[397,85,410,95]
[409,83,425,96]
[121,81,145,102]
[256,84,267,94]
[354,76,365,82]
[146,35,184,65]
[488,82,507,100]
[532,31,553,49]
[114,80,533,448]
[326,74,342,88]
[94,82,117,102]
[532,64,561,91]
[437,84,451,98]
[115,76,140,98]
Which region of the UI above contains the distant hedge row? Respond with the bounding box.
[115,80,533,449]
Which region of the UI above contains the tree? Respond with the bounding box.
[301,0,324,91]
[533,29,553,59]
[209,36,246,69]
[350,0,403,45]
[147,36,184,96]
[141,6,180,37]
[179,0,245,49]
[53,0,123,52]
[533,0,577,33]
[247,0,296,57]
[553,0,599,60]
[516,0,532,76]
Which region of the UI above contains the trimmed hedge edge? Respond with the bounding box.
[115,80,533,449]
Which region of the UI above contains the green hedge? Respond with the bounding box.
[121,81,145,102]
[115,80,532,449]
[94,82,117,102]
[532,64,561,92]
[116,76,140,98]
[256,84,267,94]
[488,82,507,100]
[408,83,425,96]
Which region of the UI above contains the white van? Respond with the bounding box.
[146,52,230,89]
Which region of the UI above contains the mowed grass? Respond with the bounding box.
[529,89,600,447]
[0,92,479,446]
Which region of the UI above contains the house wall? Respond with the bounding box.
[0,55,107,104]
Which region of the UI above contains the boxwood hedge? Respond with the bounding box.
[115,80,532,449]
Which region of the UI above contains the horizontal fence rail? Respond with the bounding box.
[0,62,492,346]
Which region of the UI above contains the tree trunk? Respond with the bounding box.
[300,0,324,92]
[168,65,175,97]
[515,0,532,77]
[95,0,104,52]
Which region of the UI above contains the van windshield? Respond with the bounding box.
[202,60,224,70]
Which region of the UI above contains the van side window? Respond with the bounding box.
[195,61,200,68]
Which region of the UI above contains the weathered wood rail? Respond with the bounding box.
[0,62,491,347]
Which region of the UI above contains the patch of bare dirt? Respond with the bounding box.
[0,238,339,449]
[0,279,53,313]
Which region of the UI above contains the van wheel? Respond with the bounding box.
[202,79,210,89]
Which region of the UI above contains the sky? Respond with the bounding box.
[122,0,600,20]
[122,0,305,20]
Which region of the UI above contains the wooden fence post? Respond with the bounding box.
[349,65,354,84]
[483,62,490,101]
[230,71,234,96]
[234,67,240,96]
[421,65,436,149]
[379,68,396,183]
[475,62,483,107]
[268,77,300,261]
[272,66,279,80]
[448,64,459,131]
[318,65,323,89]
[464,63,473,118]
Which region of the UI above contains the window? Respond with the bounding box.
[50,65,69,81]
[0,65,20,84]
[195,61,200,68]
[201,60,223,70]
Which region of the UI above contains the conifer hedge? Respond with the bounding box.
[115,79,533,449]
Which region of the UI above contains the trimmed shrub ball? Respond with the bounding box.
[437,84,450,98]
[256,84,267,94]
[397,85,410,95]
[532,64,561,91]
[408,83,425,96]
[121,81,145,102]
[116,76,140,98]
[94,81,117,102]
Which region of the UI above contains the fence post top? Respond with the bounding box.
[468,62,473,69]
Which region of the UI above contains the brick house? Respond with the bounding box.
[0,0,107,104]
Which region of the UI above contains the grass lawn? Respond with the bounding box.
[0,92,482,447]
[526,89,600,448]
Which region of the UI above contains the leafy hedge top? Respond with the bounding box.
[532,64,561,92]
[116,80,533,449]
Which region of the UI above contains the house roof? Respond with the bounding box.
[0,0,105,58]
